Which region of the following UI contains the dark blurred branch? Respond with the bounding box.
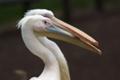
[95,0,104,12]
[61,0,71,22]
[22,1,31,13]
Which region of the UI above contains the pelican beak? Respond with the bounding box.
[34,17,102,55]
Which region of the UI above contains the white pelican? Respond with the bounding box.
[18,9,101,80]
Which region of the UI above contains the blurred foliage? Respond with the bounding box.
[0,0,61,24]
[0,5,21,24]
[32,0,61,10]
[104,0,120,9]
[71,0,95,8]
[0,0,120,24]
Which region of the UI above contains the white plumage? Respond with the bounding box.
[18,9,101,80]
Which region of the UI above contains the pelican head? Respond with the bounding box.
[18,9,101,54]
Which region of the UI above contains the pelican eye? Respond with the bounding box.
[43,20,47,24]
[42,20,51,26]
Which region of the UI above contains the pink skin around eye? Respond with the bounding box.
[33,19,52,32]
[33,21,47,31]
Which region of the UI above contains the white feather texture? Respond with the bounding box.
[18,15,60,80]
[25,9,54,18]
[24,9,71,80]
[18,9,70,80]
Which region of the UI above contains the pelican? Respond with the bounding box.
[18,9,101,80]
